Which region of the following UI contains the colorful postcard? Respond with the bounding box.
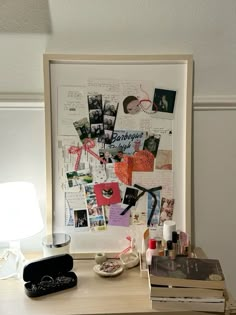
[107,130,146,155]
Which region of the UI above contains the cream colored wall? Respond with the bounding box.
[0,0,236,297]
[193,108,236,297]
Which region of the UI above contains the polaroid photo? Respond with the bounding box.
[74,209,89,231]
[152,88,176,120]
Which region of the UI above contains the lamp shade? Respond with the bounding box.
[0,182,43,242]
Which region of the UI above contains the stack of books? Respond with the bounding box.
[148,256,226,312]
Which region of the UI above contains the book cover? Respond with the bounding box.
[149,256,225,290]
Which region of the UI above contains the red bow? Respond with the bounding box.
[68,138,106,171]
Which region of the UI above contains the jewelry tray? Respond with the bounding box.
[23,254,77,297]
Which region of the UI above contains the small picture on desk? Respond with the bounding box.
[74,209,89,231]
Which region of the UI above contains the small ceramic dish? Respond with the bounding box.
[119,252,140,269]
[93,260,124,277]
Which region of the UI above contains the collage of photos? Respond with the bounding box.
[103,100,119,144]
[88,94,104,139]
[59,79,176,233]
[87,94,119,144]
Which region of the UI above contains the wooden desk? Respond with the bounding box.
[0,251,233,315]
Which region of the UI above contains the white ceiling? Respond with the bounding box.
[0,0,235,99]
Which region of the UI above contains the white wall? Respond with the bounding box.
[193,108,236,297]
[0,0,236,298]
[0,106,46,251]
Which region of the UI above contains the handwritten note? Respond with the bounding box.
[109,204,130,227]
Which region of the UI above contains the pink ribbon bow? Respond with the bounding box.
[68,138,106,171]
[115,236,133,258]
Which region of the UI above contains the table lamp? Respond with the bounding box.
[0,181,43,279]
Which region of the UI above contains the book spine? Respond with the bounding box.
[152,299,225,312]
[150,287,224,298]
[149,274,225,290]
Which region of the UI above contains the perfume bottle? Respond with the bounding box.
[146,239,158,265]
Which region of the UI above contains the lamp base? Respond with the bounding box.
[0,242,25,280]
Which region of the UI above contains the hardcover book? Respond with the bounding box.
[149,256,225,290]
